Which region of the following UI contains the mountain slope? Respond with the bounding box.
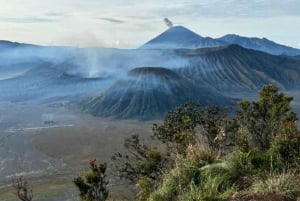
[175,45,300,91]
[0,40,36,50]
[81,67,234,119]
[140,26,227,49]
[219,34,300,56]
[0,64,105,101]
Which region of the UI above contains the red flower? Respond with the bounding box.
[89,158,97,166]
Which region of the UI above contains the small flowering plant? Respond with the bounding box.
[73,159,109,201]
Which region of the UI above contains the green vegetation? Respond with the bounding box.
[252,170,300,198]
[152,103,232,153]
[73,160,109,201]
[111,84,300,201]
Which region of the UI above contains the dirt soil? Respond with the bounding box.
[228,193,297,201]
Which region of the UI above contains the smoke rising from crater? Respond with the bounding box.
[164,18,173,28]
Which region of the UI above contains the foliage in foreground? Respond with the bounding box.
[112,84,300,201]
[73,159,109,201]
[252,170,300,199]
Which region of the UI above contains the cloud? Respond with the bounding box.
[0,17,59,23]
[97,17,125,24]
[0,11,66,24]
[0,0,299,48]
[147,0,300,19]
[44,12,65,17]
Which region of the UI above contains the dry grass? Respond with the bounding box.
[186,139,219,166]
[252,170,300,199]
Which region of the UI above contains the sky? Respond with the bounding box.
[0,0,299,49]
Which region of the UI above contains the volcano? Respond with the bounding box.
[81,67,234,119]
[140,26,227,50]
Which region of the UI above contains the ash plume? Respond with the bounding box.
[164,18,173,28]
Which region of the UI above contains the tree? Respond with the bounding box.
[111,135,168,200]
[111,135,167,183]
[153,103,232,153]
[73,159,109,201]
[236,84,297,151]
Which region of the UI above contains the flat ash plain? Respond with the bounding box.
[0,100,155,200]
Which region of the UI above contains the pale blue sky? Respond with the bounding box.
[0,0,299,48]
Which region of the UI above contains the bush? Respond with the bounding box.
[73,159,109,201]
[14,176,33,201]
[153,103,232,153]
[137,176,157,201]
[236,84,297,152]
[111,135,168,183]
[273,130,300,166]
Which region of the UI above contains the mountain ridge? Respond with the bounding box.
[2,25,300,56]
[218,34,300,56]
[175,45,300,91]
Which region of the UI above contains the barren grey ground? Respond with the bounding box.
[0,99,155,200]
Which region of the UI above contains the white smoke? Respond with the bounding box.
[164,18,173,28]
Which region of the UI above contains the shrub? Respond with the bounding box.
[137,176,157,201]
[236,84,297,152]
[272,130,300,166]
[153,103,232,153]
[111,135,167,183]
[73,159,109,201]
[14,176,33,201]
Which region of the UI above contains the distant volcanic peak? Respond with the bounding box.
[162,26,203,38]
[140,25,227,50]
[140,26,204,49]
[128,67,180,79]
